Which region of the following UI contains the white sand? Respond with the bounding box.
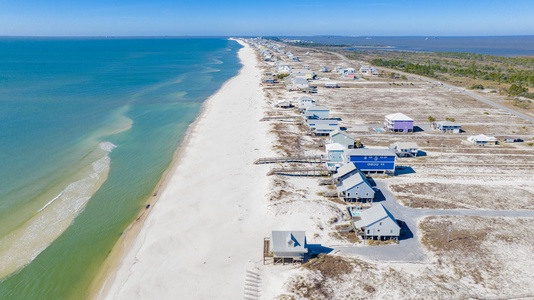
[101,41,279,299]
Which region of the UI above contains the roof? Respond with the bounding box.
[271,231,307,254]
[307,106,329,111]
[385,113,413,122]
[333,162,357,180]
[294,78,309,85]
[345,148,396,157]
[330,129,354,140]
[468,134,497,142]
[325,143,346,152]
[336,171,370,193]
[354,204,400,229]
[314,124,338,132]
[297,96,314,102]
[393,142,419,149]
[436,120,460,127]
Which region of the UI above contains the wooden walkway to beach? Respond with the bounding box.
[267,167,329,177]
[259,116,302,122]
[254,155,324,165]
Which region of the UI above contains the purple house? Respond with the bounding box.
[384,113,414,133]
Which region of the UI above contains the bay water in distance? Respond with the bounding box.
[285,35,534,56]
[0,37,241,299]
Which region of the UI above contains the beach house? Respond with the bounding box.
[467,134,498,145]
[297,96,316,110]
[332,162,359,183]
[354,204,401,240]
[435,121,461,133]
[328,129,355,148]
[325,143,346,171]
[384,113,414,133]
[343,148,396,174]
[275,99,292,108]
[336,171,375,202]
[321,66,329,72]
[390,142,419,157]
[304,106,330,119]
[324,82,339,88]
[292,69,315,80]
[270,231,307,264]
[360,65,370,73]
[293,77,309,90]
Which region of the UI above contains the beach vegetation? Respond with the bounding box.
[428,116,436,124]
[445,117,456,122]
[277,73,290,80]
[468,84,484,90]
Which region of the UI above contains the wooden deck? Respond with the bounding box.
[259,116,302,122]
[254,155,324,164]
[267,167,329,177]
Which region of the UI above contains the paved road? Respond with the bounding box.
[334,180,534,262]
[330,52,534,125]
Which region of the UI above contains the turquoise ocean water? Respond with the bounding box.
[0,38,242,299]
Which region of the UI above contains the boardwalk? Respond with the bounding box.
[254,155,324,164]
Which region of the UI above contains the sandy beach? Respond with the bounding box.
[98,40,277,299]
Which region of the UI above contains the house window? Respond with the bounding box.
[390,230,393,233]
[367,229,370,234]
[377,229,380,232]
[379,222,382,225]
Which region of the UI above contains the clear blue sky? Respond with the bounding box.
[0,0,532,36]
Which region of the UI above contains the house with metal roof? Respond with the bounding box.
[436,121,461,133]
[304,106,330,119]
[332,162,359,182]
[390,142,419,157]
[336,171,375,202]
[343,148,396,174]
[312,123,339,136]
[270,231,307,264]
[293,77,309,90]
[325,143,346,171]
[467,134,498,145]
[297,96,316,110]
[384,113,414,133]
[354,204,400,240]
[328,129,355,149]
[291,69,315,80]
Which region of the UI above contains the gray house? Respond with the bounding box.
[390,142,419,157]
[354,204,400,240]
[270,231,307,264]
[304,106,330,119]
[336,171,375,202]
[332,162,359,183]
[329,129,355,148]
[436,121,461,133]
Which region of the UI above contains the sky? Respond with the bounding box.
[0,0,533,36]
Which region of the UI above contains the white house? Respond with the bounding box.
[360,65,370,73]
[275,99,292,108]
[324,82,339,88]
[328,129,355,148]
[311,122,339,136]
[297,96,316,110]
[293,77,309,90]
[270,230,307,263]
[325,143,346,171]
[336,171,375,202]
[278,64,291,73]
[354,204,401,240]
[390,142,419,157]
[468,134,498,145]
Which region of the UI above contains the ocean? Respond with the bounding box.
[0,37,242,299]
[284,35,534,56]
